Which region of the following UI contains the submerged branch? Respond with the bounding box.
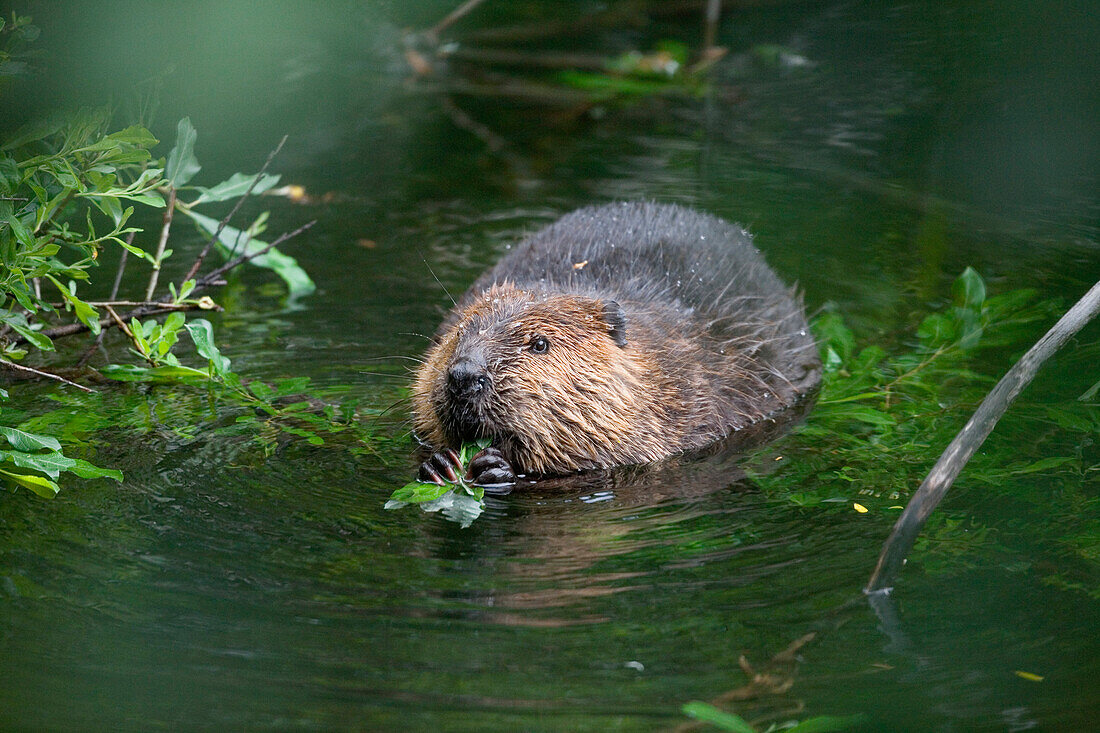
[865,278,1100,594]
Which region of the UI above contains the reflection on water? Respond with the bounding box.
[1,0,1098,730]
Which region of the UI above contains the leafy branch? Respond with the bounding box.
[0,107,319,496]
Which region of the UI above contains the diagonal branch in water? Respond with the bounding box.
[865,277,1100,594]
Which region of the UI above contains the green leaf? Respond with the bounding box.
[388,480,452,504]
[91,195,124,226]
[100,364,210,382]
[786,714,866,732]
[826,404,895,427]
[183,210,315,297]
[1011,456,1077,475]
[0,425,61,452]
[249,381,276,400]
[0,155,19,193]
[165,117,200,187]
[47,276,101,335]
[680,702,756,733]
[107,125,158,147]
[191,172,281,205]
[0,449,119,481]
[184,318,232,376]
[2,212,33,247]
[0,313,54,351]
[61,456,124,481]
[952,267,986,310]
[0,467,59,498]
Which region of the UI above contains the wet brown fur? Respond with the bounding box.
[412,202,820,476]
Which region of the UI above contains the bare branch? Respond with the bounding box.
[865,278,1100,594]
[1,359,96,393]
[427,0,488,41]
[144,187,177,300]
[197,220,316,286]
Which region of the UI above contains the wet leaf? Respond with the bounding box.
[0,467,59,498]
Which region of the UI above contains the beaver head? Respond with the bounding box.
[412,283,678,475]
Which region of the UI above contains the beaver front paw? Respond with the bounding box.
[418,446,516,489]
[418,448,462,484]
[466,446,516,488]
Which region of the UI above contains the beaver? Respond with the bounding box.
[412,201,820,486]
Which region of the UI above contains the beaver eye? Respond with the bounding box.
[529,335,550,354]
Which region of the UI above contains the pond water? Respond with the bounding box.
[2,1,1098,730]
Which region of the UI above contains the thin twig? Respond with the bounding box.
[109,232,135,301]
[103,305,135,339]
[181,135,288,285]
[703,0,722,52]
[14,221,311,346]
[144,187,177,299]
[1,359,96,393]
[427,0,488,41]
[865,278,1100,594]
[199,220,316,285]
[78,230,135,368]
[56,300,201,309]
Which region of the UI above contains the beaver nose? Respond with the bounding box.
[447,358,490,399]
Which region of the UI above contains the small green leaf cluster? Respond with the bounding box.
[0,111,311,362]
[385,439,491,528]
[102,320,364,458]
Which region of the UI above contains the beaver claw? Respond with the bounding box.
[418,448,462,484]
[418,446,516,489]
[466,447,516,488]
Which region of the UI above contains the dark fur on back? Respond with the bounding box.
[414,202,820,475]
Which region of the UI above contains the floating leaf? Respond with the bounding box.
[1014,670,1044,682]
[100,364,210,382]
[787,714,867,732]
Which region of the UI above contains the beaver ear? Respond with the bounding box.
[601,300,628,347]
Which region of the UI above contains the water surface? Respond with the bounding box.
[1,1,1098,730]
